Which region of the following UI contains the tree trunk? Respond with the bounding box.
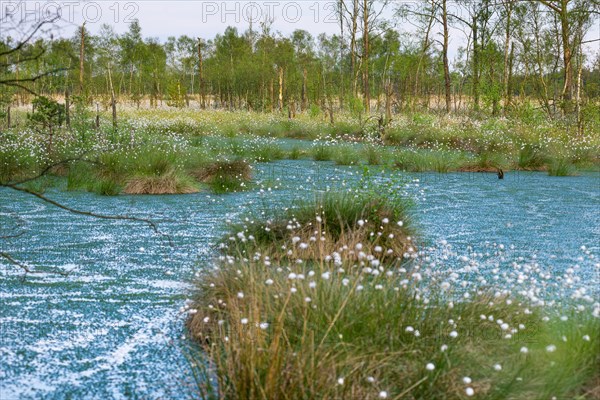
[414,2,435,110]
[339,0,344,110]
[472,15,480,111]
[65,89,70,129]
[302,68,307,111]
[560,8,572,102]
[576,33,583,135]
[363,0,370,113]
[442,0,451,113]
[278,66,284,112]
[350,0,359,95]
[502,3,513,111]
[507,42,515,107]
[108,66,117,129]
[270,78,274,113]
[538,0,574,106]
[79,23,85,94]
[198,39,205,109]
[491,63,499,115]
[385,80,392,122]
[95,103,100,130]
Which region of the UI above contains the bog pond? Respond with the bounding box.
[1,159,598,399]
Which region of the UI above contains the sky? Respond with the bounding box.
[1,0,599,63]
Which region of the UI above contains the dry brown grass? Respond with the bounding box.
[123,170,198,194]
[192,159,251,183]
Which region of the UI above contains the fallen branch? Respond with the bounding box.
[2,183,174,247]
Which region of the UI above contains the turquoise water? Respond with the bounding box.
[1,160,599,399]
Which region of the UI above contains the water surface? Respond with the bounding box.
[1,161,598,399]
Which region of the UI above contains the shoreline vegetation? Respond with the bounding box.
[186,189,600,399]
[1,107,599,195]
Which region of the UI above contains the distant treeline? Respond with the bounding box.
[1,0,599,117]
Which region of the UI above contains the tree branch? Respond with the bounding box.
[0,16,59,57]
[537,0,562,14]
[0,251,33,274]
[1,184,175,247]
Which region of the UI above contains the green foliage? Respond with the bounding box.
[347,96,365,123]
[394,149,465,173]
[223,187,413,255]
[333,145,362,165]
[0,135,41,182]
[288,146,303,160]
[93,178,122,195]
[194,159,252,194]
[363,145,383,165]
[67,162,95,191]
[311,143,333,161]
[166,81,186,108]
[309,104,321,118]
[28,96,65,128]
[548,158,576,176]
[518,145,547,169]
[208,174,249,194]
[71,95,94,135]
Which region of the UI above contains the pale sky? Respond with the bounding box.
[2,0,599,64]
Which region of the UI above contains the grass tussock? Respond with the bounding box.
[123,169,198,194]
[547,158,577,176]
[221,191,414,261]
[193,159,252,194]
[188,190,600,399]
[193,159,252,182]
[3,109,599,193]
[460,152,510,172]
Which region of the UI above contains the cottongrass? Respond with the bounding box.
[186,190,600,400]
[3,108,599,189]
